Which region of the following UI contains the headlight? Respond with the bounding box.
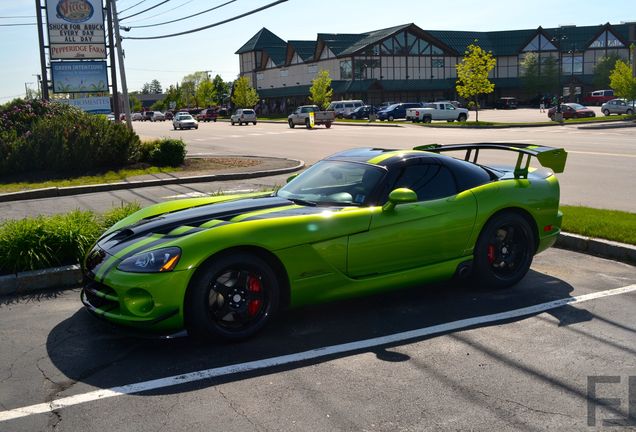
[117,247,181,273]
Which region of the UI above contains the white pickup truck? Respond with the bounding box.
[406,102,469,123]
[288,105,336,129]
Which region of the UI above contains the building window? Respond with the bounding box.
[432,58,444,68]
[340,60,352,79]
[590,30,625,48]
[256,73,264,81]
[522,34,557,52]
[280,70,289,77]
[562,53,583,75]
[354,59,380,79]
[307,64,317,74]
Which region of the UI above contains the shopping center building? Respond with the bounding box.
[235,22,635,112]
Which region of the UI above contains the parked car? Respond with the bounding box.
[81,142,567,340]
[377,102,423,121]
[197,108,218,122]
[547,103,596,120]
[164,111,174,120]
[582,89,615,106]
[172,113,198,130]
[105,114,115,121]
[495,97,518,109]
[230,108,257,125]
[144,111,165,122]
[131,112,143,121]
[326,100,364,118]
[601,99,635,116]
[406,102,469,122]
[344,105,378,120]
[288,105,335,128]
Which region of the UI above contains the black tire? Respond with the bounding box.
[253,121,257,125]
[472,212,535,290]
[288,119,295,128]
[627,109,633,115]
[388,115,394,121]
[352,115,357,120]
[305,118,312,129]
[423,116,432,123]
[458,113,467,122]
[325,122,331,128]
[602,109,610,116]
[231,120,235,125]
[186,253,280,341]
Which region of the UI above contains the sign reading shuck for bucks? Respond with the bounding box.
[46,0,106,59]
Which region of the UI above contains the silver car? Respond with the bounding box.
[172,114,198,130]
[230,108,257,125]
[601,99,635,116]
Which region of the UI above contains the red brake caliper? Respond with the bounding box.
[487,244,496,264]
[247,275,262,317]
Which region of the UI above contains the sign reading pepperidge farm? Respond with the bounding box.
[46,0,106,59]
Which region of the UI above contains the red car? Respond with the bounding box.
[548,103,596,120]
[196,108,218,122]
[582,89,614,106]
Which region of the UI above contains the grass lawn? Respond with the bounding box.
[561,205,636,245]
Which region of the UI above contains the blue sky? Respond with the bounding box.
[1,0,634,102]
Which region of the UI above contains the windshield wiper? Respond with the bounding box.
[287,197,317,207]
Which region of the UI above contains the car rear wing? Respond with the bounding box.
[413,143,567,178]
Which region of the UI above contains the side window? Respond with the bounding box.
[392,163,457,201]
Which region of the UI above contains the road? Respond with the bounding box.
[1,248,635,431]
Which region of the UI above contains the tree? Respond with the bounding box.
[231,76,259,108]
[520,52,541,98]
[211,74,230,105]
[609,59,636,111]
[594,53,624,89]
[455,42,496,122]
[163,84,182,110]
[128,93,142,112]
[309,70,333,110]
[541,56,560,96]
[197,79,217,107]
[149,79,162,94]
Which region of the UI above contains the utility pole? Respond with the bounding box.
[105,0,120,122]
[111,0,132,129]
[34,0,49,100]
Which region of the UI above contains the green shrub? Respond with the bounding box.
[0,202,142,275]
[0,98,141,177]
[140,138,186,167]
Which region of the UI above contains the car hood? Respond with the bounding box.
[93,196,339,257]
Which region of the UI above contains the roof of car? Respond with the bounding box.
[326,148,444,166]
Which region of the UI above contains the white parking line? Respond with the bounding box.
[1,284,634,423]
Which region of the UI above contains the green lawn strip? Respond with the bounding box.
[0,203,141,275]
[415,115,635,128]
[0,166,181,194]
[561,205,636,245]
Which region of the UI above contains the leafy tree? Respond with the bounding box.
[163,85,182,110]
[541,56,560,96]
[197,79,217,107]
[309,70,333,110]
[128,93,142,112]
[455,42,496,122]
[149,79,162,94]
[180,80,197,108]
[231,76,259,108]
[211,74,230,105]
[609,59,636,110]
[594,53,624,89]
[141,83,151,94]
[520,52,541,98]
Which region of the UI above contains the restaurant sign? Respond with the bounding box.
[46,0,106,59]
[51,61,108,93]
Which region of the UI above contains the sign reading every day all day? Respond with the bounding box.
[46,0,106,59]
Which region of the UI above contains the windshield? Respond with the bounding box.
[180,115,194,120]
[277,160,386,206]
[568,103,586,110]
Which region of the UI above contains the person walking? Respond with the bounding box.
[539,95,545,113]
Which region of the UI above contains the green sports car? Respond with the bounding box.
[82,143,567,340]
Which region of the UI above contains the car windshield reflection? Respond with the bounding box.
[277,160,386,206]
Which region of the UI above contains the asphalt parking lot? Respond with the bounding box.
[1,248,635,431]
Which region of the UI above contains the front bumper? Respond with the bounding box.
[81,267,194,334]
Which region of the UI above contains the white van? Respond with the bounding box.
[326,100,364,117]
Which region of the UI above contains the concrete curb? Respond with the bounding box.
[1,233,633,298]
[0,157,305,203]
[577,121,636,130]
[555,232,636,265]
[242,119,403,128]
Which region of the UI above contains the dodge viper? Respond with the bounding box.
[82,143,567,340]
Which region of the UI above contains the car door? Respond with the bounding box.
[347,160,477,277]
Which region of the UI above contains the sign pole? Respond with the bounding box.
[105,0,120,122]
[111,0,132,128]
[35,0,49,100]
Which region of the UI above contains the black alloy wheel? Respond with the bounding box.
[472,212,535,290]
[288,119,295,128]
[186,254,280,341]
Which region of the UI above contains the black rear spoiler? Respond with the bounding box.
[413,143,567,178]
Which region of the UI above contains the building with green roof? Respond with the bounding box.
[236,22,635,112]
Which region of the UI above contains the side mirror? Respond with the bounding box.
[382,188,417,212]
[286,174,298,183]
